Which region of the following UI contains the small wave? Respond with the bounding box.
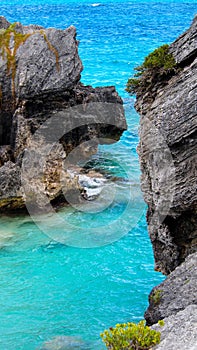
[91,3,102,7]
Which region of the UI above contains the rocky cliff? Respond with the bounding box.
[147,252,197,349]
[0,17,126,211]
[136,16,197,275]
[135,16,197,350]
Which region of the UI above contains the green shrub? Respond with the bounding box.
[141,44,176,70]
[126,44,176,94]
[100,320,161,349]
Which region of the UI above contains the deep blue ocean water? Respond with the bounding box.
[0,1,196,349]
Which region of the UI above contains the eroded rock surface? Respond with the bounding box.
[145,252,197,325]
[134,16,197,349]
[152,304,197,350]
[0,17,126,211]
[136,17,197,275]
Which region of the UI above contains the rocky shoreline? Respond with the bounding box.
[135,17,197,349]
[0,13,197,350]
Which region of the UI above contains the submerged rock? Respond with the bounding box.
[0,17,126,212]
[38,336,87,350]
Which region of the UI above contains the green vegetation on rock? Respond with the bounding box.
[158,320,165,327]
[126,44,177,94]
[100,320,161,349]
[150,289,163,305]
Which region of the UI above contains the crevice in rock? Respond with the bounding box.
[177,47,197,68]
[164,210,197,263]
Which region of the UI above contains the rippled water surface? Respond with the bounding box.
[0,1,196,349]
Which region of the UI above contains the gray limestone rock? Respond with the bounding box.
[0,16,10,29]
[152,305,197,350]
[135,17,197,350]
[0,17,126,212]
[136,17,197,274]
[0,161,21,197]
[170,16,197,66]
[0,19,82,99]
[145,252,197,325]
[0,161,24,210]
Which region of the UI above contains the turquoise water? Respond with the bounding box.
[0,1,196,349]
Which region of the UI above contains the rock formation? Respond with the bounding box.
[136,16,197,275]
[145,252,197,325]
[134,16,197,350]
[0,17,126,212]
[152,303,197,350]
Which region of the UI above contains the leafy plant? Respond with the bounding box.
[100,320,161,350]
[126,44,176,94]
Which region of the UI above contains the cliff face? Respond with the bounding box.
[0,17,126,211]
[146,255,197,349]
[135,16,197,348]
[132,16,197,349]
[145,252,197,324]
[136,17,197,275]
